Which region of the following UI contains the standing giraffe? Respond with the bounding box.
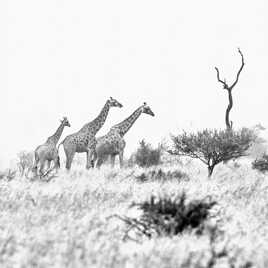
[58,97,123,170]
[93,103,155,168]
[33,117,71,175]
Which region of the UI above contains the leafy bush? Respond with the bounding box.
[252,154,268,173]
[17,151,34,176]
[116,193,216,239]
[129,140,162,167]
[169,128,256,177]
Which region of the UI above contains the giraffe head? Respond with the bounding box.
[141,102,155,116]
[61,117,71,127]
[108,97,123,108]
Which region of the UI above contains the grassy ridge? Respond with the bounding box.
[0,161,268,267]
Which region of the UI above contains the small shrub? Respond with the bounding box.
[135,168,188,182]
[247,124,267,159]
[0,172,5,180]
[116,192,216,239]
[130,140,162,167]
[252,154,268,173]
[169,128,256,177]
[6,169,17,181]
[17,151,34,176]
[0,169,17,181]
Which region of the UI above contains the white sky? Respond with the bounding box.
[1,0,268,168]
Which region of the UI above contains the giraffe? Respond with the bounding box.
[58,97,123,170]
[93,102,155,168]
[33,117,71,175]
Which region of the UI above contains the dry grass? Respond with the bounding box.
[0,159,268,267]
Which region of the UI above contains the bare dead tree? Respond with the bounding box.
[215,48,245,130]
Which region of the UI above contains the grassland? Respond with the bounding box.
[0,159,268,268]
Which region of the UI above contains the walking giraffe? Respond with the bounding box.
[93,102,155,168]
[33,117,71,175]
[58,97,123,170]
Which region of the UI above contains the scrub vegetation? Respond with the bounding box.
[1,156,268,267]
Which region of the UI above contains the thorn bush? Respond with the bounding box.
[117,192,216,239]
[169,128,256,177]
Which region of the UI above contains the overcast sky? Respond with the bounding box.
[1,0,268,168]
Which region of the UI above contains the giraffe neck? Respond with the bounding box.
[88,101,111,134]
[46,123,65,145]
[112,107,143,137]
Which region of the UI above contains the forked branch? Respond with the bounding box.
[215,48,245,129]
[215,48,245,91]
[230,48,245,90]
[215,67,228,89]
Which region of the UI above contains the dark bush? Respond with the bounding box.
[169,128,256,177]
[130,140,162,167]
[116,192,216,239]
[252,154,268,173]
[135,168,188,183]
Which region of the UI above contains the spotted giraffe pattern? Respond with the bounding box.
[93,103,155,168]
[33,117,71,175]
[58,97,123,170]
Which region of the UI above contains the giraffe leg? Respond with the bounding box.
[96,158,103,168]
[91,151,97,168]
[51,149,60,171]
[65,150,75,170]
[86,149,94,169]
[32,152,39,173]
[55,156,60,170]
[86,150,90,169]
[39,160,46,176]
[41,160,52,175]
[119,150,124,168]
[63,142,75,170]
[110,154,116,168]
[32,159,39,174]
[47,160,51,170]
[49,155,60,172]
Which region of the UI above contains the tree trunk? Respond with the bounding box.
[225,89,233,130]
[215,49,244,130]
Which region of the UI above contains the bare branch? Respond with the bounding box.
[215,67,228,89]
[230,48,245,89]
[215,48,245,91]
[215,48,245,129]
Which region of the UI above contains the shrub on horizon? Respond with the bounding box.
[135,168,188,183]
[17,151,34,176]
[129,139,162,167]
[169,128,256,177]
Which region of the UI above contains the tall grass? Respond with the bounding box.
[0,160,268,267]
